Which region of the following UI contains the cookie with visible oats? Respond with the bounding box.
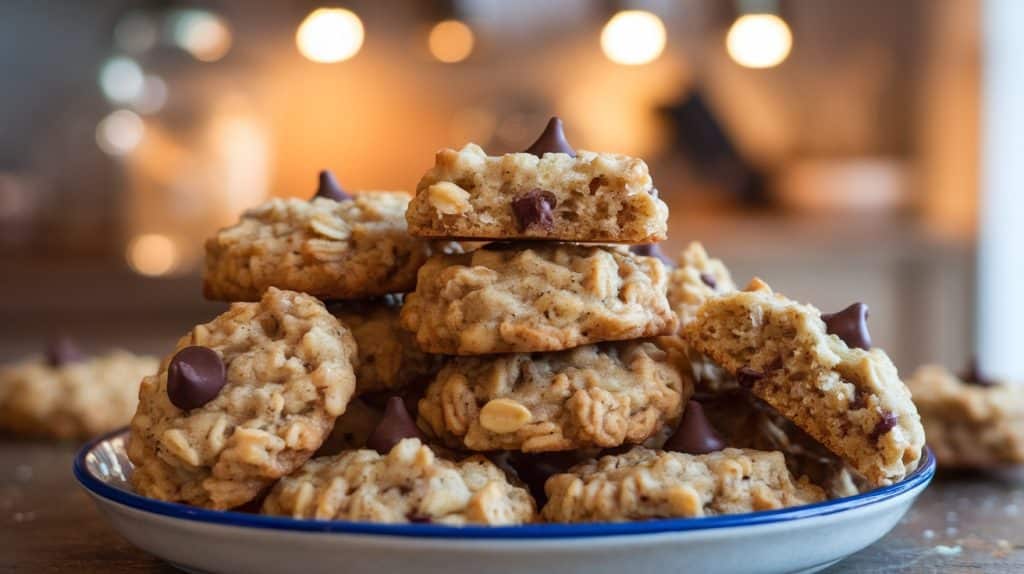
[908,364,1024,469]
[128,288,358,510]
[417,340,691,452]
[405,118,668,244]
[262,438,536,525]
[401,243,677,355]
[667,241,736,326]
[203,191,430,302]
[682,279,925,486]
[541,446,825,523]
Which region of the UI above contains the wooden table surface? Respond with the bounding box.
[1,439,1022,574]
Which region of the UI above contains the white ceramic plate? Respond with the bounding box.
[75,429,935,574]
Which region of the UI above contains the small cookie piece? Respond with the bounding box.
[406,120,668,243]
[542,447,825,522]
[203,190,429,301]
[261,438,536,525]
[683,280,925,486]
[418,340,691,452]
[401,244,677,355]
[667,242,736,326]
[129,288,358,510]
[908,364,1024,468]
[328,296,441,393]
[0,349,157,440]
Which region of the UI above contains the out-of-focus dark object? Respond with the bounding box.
[660,90,767,205]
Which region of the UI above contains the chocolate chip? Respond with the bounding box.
[312,170,351,202]
[366,396,425,454]
[736,367,764,388]
[167,346,227,411]
[870,411,898,442]
[492,451,579,505]
[849,387,867,410]
[629,244,673,266]
[822,303,872,350]
[511,189,557,232]
[700,273,717,289]
[960,357,1000,387]
[664,400,726,455]
[588,177,603,193]
[44,334,85,367]
[523,117,576,157]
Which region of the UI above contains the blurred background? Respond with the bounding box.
[0,0,1001,376]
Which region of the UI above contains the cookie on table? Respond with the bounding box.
[406,117,668,244]
[401,243,677,355]
[418,340,691,452]
[262,437,536,525]
[683,279,925,486]
[0,338,157,440]
[328,295,441,394]
[667,241,736,326]
[128,288,358,510]
[907,363,1024,469]
[541,446,825,523]
[203,171,431,302]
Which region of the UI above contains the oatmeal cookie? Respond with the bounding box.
[262,438,535,525]
[401,243,677,355]
[668,242,736,326]
[0,350,157,439]
[405,119,668,243]
[682,280,925,486]
[542,447,825,522]
[418,340,691,452]
[128,288,358,510]
[908,364,1024,468]
[328,296,441,394]
[204,191,430,301]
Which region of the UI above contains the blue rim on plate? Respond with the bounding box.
[74,427,935,540]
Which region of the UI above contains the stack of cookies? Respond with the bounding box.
[125,117,927,525]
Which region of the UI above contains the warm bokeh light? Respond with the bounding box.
[172,9,233,62]
[99,57,145,104]
[96,110,144,156]
[296,8,365,63]
[134,75,168,114]
[126,233,178,276]
[600,10,666,66]
[726,14,793,69]
[428,20,474,63]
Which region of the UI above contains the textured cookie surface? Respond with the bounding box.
[908,365,1024,468]
[683,281,925,486]
[401,244,677,355]
[262,438,535,525]
[542,447,825,522]
[668,242,736,326]
[329,297,441,394]
[0,351,157,439]
[418,340,691,452]
[204,193,429,301]
[129,288,357,509]
[406,144,668,243]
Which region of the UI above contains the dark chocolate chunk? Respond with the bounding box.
[664,400,726,455]
[870,411,898,442]
[511,189,557,232]
[492,451,579,505]
[699,273,717,289]
[736,367,764,388]
[588,177,603,193]
[960,357,1000,387]
[366,396,425,454]
[45,334,85,367]
[629,243,673,266]
[167,346,227,411]
[849,387,867,410]
[313,170,351,202]
[523,117,576,158]
[822,303,872,350]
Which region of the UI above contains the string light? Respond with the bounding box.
[296,8,364,63]
[428,20,474,63]
[99,57,145,104]
[726,13,792,69]
[126,234,178,276]
[171,9,232,62]
[600,10,666,66]
[96,110,144,156]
